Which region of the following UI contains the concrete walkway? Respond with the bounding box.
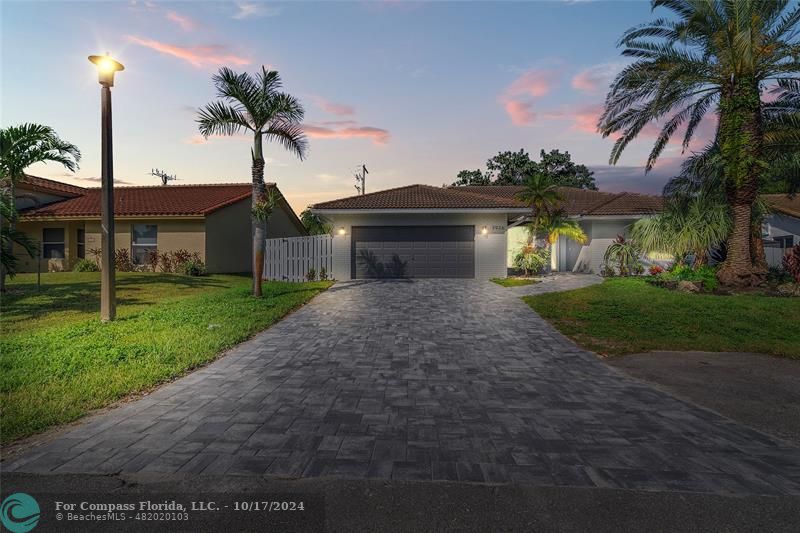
[4,277,800,495]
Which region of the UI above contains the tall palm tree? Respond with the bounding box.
[0,123,81,291]
[516,173,562,246]
[197,67,307,297]
[598,0,800,287]
[540,210,588,249]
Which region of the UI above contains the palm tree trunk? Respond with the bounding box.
[1,181,15,292]
[750,219,768,274]
[716,79,764,288]
[251,134,266,297]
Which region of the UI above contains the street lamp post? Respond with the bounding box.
[89,53,124,322]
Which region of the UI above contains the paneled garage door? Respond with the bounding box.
[352,226,475,278]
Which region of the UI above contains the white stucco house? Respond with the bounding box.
[311,184,663,280]
[763,194,800,267]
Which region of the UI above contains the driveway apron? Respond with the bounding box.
[5,277,800,495]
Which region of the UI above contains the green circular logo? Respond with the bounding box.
[0,493,40,533]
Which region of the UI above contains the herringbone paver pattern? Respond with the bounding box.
[5,276,800,495]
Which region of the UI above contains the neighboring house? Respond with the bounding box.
[14,175,306,273]
[763,194,800,267]
[311,184,663,279]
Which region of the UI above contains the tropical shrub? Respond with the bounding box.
[655,264,719,292]
[513,246,550,276]
[784,244,800,283]
[319,266,328,281]
[180,258,207,276]
[649,265,664,276]
[603,236,641,276]
[306,268,317,281]
[73,258,99,272]
[146,249,160,272]
[767,266,793,285]
[114,248,133,272]
[158,251,173,273]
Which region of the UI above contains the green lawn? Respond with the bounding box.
[0,273,332,443]
[491,277,540,287]
[524,278,800,359]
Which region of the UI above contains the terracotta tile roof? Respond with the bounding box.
[20,182,255,218]
[764,194,800,218]
[313,184,662,216]
[312,184,528,210]
[18,175,86,197]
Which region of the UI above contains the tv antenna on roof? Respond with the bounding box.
[149,168,178,186]
[354,164,368,195]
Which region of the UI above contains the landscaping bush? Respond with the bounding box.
[72,259,99,272]
[146,249,160,272]
[306,268,317,281]
[603,236,642,276]
[319,266,328,281]
[652,264,718,292]
[158,251,173,273]
[513,246,550,276]
[114,248,133,272]
[649,264,664,276]
[767,266,793,285]
[784,244,800,283]
[180,258,207,276]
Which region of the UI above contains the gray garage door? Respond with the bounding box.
[352,226,475,279]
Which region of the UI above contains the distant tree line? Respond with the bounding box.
[452,148,597,190]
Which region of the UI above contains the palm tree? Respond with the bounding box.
[598,0,800,287]
[516,173,562,246]
[300,208,332,235]
[540,210,588,249]
[631,193,731,266]
[0,123,81,291]
[197,67,307,297]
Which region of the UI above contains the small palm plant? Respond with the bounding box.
[603,235,642,276]
[197,67,307,296]
[0,123,81,290]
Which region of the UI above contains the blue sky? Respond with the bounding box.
[1,1,712,211]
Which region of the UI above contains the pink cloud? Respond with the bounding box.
[303,124,390,145]
[316,98,356,116]
[166,11,197,31]
[502,98,536,126]
[127,36,250,68]
[569,103,605,133]
[506,69,559,98]
[571,63,620,94]
[499,69,559,126]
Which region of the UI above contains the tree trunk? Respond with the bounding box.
[717,202,753,287]
[750,218,768,277]
[251,135,266,297]
[716,77,764,288]
[1,181,15,293]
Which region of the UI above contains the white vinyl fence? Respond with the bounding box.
[264,234,334,282]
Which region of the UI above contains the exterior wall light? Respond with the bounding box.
[481,226,488,235]
[338,227,346,235]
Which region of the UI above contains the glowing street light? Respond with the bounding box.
[88,53,124,321]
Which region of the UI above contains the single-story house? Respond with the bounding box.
[14,175,306,273]
[311,184,663,279]
[763,194,800,267]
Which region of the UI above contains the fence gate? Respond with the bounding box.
[264,234,333,282]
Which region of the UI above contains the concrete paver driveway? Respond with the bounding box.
[5,278,800,495]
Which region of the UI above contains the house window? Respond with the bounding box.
[42,228,65,259]
[131,224,157,265]
[77,229,86,259]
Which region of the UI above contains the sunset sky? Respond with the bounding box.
[1,1,716,212]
